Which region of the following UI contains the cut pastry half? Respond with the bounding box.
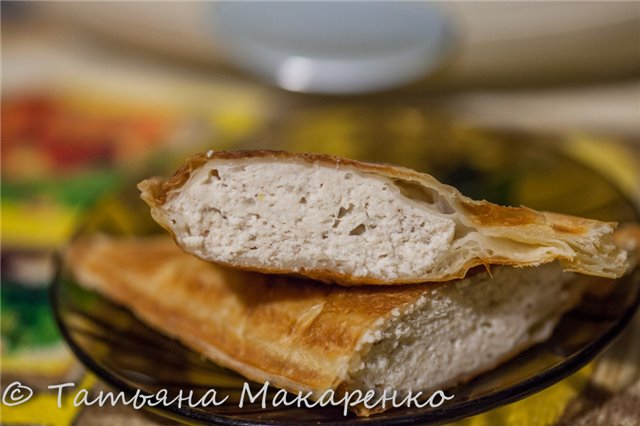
[139,150,627,285]
[65,235,590,416]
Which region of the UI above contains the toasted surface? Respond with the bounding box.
[65,235,588,416]
[139,151,628,285]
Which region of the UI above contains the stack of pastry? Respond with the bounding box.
[66,151,636,416]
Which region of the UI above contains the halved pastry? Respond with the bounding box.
[139,151,627,285]
[65,235,590,416]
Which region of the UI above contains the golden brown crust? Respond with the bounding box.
[64,230,640,416]
[138,150,628,284]
[64,235,610,416]
[459,202,542,227]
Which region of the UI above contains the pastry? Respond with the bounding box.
[139,151,627,285]
[65,235,589,416]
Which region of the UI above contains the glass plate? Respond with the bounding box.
[52,130,640,425]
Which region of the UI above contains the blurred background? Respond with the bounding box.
[1,2,639,425]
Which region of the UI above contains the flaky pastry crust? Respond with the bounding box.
[139,150,627,284]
